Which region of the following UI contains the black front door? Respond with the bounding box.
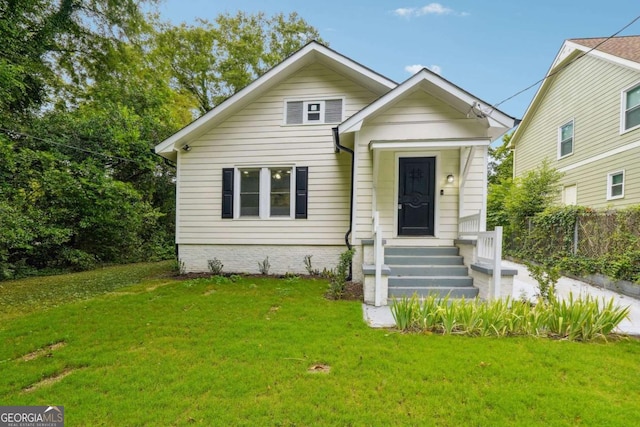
[398,157,435,236]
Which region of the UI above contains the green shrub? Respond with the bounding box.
[326,248,355,300]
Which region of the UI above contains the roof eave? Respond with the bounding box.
[154,41,397,155]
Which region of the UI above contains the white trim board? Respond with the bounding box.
[558,139,640,173]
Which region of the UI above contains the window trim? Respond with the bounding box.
[607,170,625,200]
[283,96,345,125]
[557,119,574,159]
[234,166,295,219]
[621,81,640,134]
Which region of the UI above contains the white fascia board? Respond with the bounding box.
[339,71,427,134]
[369,139,491,151]
[510,44,578,148]
[340,68,514,135]
[155,41,396,156]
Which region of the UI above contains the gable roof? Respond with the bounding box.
[511,35,640,147]
[571,35,640,63]
[338,68,516,140]
[154,41,397,160]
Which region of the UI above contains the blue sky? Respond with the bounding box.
[157,1,640,119]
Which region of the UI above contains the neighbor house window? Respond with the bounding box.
[623,83,640,131]
[222,167,308,219]
[285,99,343,124]
[558,120,574,158]
[607,171,625,200]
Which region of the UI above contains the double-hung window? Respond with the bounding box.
[558,120,574,158]
[607,170,625,200]
[623,83,640,132]
[221,167,308,219]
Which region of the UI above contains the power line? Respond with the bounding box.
[492,13,640,110]
[0,127,148,164]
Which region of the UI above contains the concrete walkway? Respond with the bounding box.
[363,260,640,335]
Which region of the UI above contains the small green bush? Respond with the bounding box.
[207,258,223,275]
[326,248,355,299]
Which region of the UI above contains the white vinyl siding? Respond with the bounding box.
[622,83,640,132]
[176,62,379,245]
[607,170,625,200]
[558,120,574,158]
[353,90,488,244]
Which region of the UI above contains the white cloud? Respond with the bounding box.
[419,3,452,15]
[429,64,442,74]
[404,64,425,74]
[404,64,442,75]
[393,3,468,18]
[394,7,415,17]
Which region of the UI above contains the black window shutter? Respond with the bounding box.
[295,167,308,219]
[222,168,234,218]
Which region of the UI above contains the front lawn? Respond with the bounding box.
[1,264,640,426]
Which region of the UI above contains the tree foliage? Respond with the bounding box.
[155,11,323,114]
[0,3,322,278]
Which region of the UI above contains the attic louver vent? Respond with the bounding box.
[286,101,303,124]
[325,99,343,123]
[285,99,343,124]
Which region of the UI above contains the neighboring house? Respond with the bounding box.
[510,36,640,207]
[155,41,515,304]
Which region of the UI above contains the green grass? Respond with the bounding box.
[1,264,640,425]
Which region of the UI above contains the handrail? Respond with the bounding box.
[373,212,383,306]
[476,226,503,298]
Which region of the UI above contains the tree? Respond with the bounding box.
[488,132,513,186]
[0,7,325,278]
[154,11,323,114]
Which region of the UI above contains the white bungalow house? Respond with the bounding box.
[155,41,516,305]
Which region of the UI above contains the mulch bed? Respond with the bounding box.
[170,272,364,301]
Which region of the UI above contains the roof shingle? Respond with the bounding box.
[570,35,640,63]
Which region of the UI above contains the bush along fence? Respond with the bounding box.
[506,205,640,289]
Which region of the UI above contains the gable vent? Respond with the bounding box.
[325,99,343,123]
[286,101,304,124]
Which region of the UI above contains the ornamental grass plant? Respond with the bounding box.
[391,293,630,341]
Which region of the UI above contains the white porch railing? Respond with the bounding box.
[372,211,384,306]
[458,212,481,238]
[476,226,503,298]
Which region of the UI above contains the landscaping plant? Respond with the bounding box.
[391,294,629,341]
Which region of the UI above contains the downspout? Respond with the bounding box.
[332,127,354,280]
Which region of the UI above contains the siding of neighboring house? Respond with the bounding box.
[513,54,640,207]
[353,90,488,244]
[176,62,380,273]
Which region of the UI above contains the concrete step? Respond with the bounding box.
[385,255,464,266]
[389,265,469,277]
[388,276,474,288]
[384,255,462,265]
[384,247,459,257]
[388,286,479,299]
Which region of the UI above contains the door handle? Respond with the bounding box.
[398,204,402,210]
